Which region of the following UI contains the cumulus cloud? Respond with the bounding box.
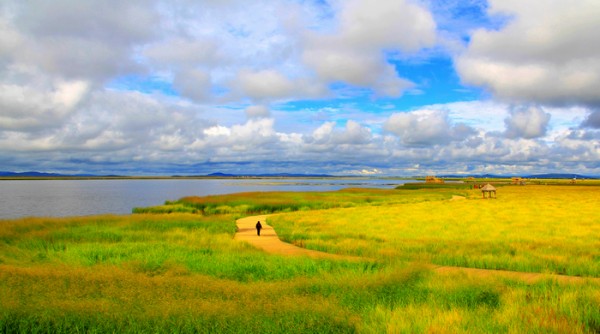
[302,0,436,97]
[504,106,551,139]
[234,69,296,101]
[455,0,600,106]
[0,71,90,131]
[303,43,414,97]
[338,0,436,52]
[0,0,598,176]
[7,0,158,82]
[384,109,476,146]
[307,120,372,148]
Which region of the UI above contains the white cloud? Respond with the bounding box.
[456,0,600,106]
[303,43,414,97]
[307,120,372,148]
[302,0,436,97]
[234,69,296,101]
[504,106,551,139]
[144,38,220,68]
[0,70,90,131]
[338,0,436,52]
[8,0,158,81]
[0,0,598,176]
[384,109,475,146]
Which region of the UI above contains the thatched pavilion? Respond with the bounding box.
[481,184,496,199]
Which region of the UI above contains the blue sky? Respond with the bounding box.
[1,0,599,176]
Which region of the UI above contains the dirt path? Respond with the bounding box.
[234,215,361,260]
[235,215,599,284]
[450,195,466,201]
[432,265,599,284]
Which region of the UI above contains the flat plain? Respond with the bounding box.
[1,182,598,333]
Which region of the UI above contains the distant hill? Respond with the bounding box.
[0,171,112,177]
[206,172,236,177]
[206,172,334,178]
[1,171,334,178]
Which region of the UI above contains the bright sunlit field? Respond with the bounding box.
[1,185,599,333]
[270,185,600,277]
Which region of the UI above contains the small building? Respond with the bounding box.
[425,176,444,184]
[481,183,497,199]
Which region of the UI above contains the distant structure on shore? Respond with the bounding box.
[425,176,444,184]
[512,177,526,185]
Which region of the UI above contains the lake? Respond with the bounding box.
[0,178,414,219]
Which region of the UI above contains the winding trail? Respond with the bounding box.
[235,215,599,284]
[234,215,361,260]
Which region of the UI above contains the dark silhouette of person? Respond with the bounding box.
[256,221,262,236]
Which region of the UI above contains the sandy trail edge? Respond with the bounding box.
[235,215,599,284]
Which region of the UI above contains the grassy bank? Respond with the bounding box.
[134,187,459,215]
[1,185,599,332]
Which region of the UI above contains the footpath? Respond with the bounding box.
[235,215,599,284]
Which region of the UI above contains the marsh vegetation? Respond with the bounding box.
[1,184,598,332]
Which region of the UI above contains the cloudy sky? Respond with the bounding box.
[1,0,599,176]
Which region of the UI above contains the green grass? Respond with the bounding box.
[138,188,453,216]
[1,186,599,333]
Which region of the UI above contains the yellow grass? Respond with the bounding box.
[1,185,599,332]
[270,185,600,276]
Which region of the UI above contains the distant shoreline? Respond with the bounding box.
[0,172,597,181]
[0,175,414,181]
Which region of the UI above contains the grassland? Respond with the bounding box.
[270,186,600,277]
[1,185,599,333]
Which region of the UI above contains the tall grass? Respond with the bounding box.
[270,185,600,277]
[1,185,599,332]
[1,263,598,333]
[140,188,453,215]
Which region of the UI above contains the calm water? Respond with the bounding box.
[0,178,412,219]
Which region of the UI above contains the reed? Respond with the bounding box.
[1,185,599,332]
[159,188,453,215]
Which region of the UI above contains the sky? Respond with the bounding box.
[1,0,599,176]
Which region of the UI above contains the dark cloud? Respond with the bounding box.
[581,110,600,129]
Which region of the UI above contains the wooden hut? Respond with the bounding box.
[481,184,496,199]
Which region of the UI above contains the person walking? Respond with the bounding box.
[256,221,262,236]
